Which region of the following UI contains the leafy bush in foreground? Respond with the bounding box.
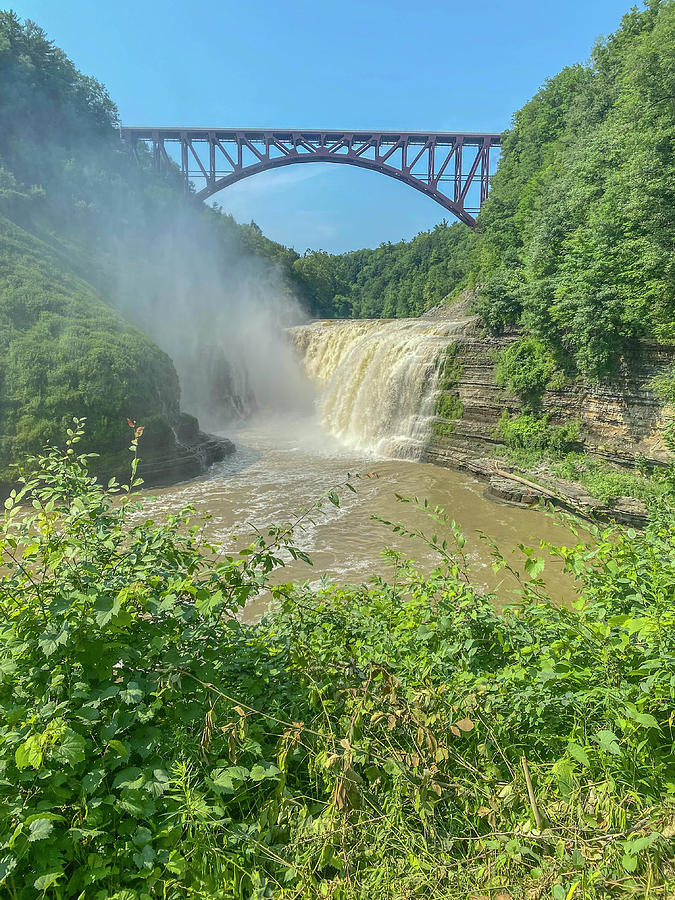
[0,422,674,898]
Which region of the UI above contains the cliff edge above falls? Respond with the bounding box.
[421,303,675,525]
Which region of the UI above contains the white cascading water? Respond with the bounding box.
[290,317,471,459]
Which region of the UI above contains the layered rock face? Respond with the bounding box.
[136,430,234,488]
[423,323,674,475]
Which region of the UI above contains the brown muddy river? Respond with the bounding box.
[140,415,575,620]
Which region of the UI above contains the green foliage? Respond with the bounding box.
[652,371,675,500]
[554,454,669,505]
[473,1,675,376]
[1,422,674,898]
[0,12,323,479]
[435,393,463,421]
[652,368,675,406]
[433,344,464,437]
[495,337,564,411]
[0,13,189,479]
[0,216,179,483]
[0,420,350,897]
[293,221,477,318]
[498,411,582,456]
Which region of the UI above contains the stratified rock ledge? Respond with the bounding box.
[436,449,648,527]
[138,430,235,489]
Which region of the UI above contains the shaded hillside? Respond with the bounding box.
[0,12,185,478]
[0,215,180,480]
[0,12,314,478]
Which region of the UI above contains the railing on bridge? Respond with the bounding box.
[120,127,501,227]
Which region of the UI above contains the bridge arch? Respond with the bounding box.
[120,128,501,228]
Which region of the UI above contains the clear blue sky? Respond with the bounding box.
[12,0,633,252]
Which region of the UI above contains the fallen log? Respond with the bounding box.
[491,467,592,516]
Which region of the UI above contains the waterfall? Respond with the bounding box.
[290,317,469,459]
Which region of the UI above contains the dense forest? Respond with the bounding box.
[297,1,675,377]
[473,0,675,376]
[293,222,476,318]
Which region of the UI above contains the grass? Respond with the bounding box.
[552,454,669,505]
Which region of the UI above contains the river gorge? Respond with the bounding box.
[141,315,579,618]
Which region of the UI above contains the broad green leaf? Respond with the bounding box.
[38,626,69,657]
[595,730,621,756]
[633,712,659,729]
[93,595,122,627]
[133,826,153,848]
[567,742,590,767]
[34,872,62,890]
[120,682,144,705]
[115,789,156,817]
[27,818,53,842]
[210,765,249,792]
[52,728,86,767]
[15,734,43,770]
[112,767,144,790]
[82,769,104,794]
[133,843,155,870]
[525,556,545,578]
[107,739,129,758]
[0,855,17,884]
[250,762,281,782]
[622,853,638,872]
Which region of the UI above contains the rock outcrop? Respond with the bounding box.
[421,310,674,524]
[137,430,234,488]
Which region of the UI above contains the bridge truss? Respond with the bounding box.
[120,128,501,227]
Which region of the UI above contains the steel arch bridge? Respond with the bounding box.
[120,127,502,228]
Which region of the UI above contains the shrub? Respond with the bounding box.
[495,337,563,411]
[554,454,669,505]
[433,343,464,437]
[1,422,674,898]
[0,420,325,896]
[498,410,581,456]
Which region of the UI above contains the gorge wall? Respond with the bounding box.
[423,320,675,474]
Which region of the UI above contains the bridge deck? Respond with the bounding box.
[120,127,502,227]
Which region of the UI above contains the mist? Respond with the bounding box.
[104,191,318,436]
[1,7,321,457]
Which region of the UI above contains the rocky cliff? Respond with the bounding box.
[421,311,674,523]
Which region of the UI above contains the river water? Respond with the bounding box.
[140,415,574,621]
[139,316,575,618]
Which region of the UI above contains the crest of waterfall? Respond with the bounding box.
[290,317,471,459]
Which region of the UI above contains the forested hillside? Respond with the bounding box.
[0,12,179,478]
[294,1,675,377]
[293,222,476,318]
[473,0,675,375]
[0,12,314,481]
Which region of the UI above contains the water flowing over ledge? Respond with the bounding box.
[290,317,471,459]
